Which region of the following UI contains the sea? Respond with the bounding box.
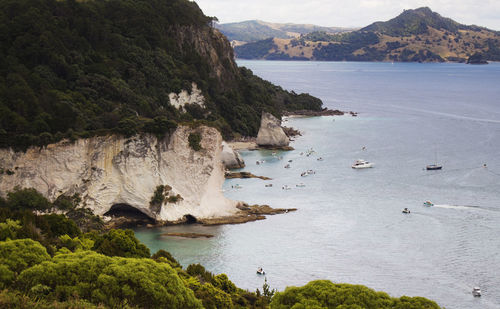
[134,60,500,309]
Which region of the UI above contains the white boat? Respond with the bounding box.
[351,159,374,169]
[232,184,243,189]
[402,208,411,214]
[257,268,265,275]
[307,169,315,175]
[284,164,291,169]
[282,185,291,190]
[472,287,481,297]
[296,183,306,187]
[317,157,323,161]
[300,172,308,177]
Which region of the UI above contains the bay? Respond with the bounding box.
[135,61,500,309]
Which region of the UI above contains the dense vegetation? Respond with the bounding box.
[0,0,322,151]
[270,280,440,309]
[0,187,442,308]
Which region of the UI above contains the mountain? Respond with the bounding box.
[234,7,500,63]
[216,20,354,44]
[0,0,322,151]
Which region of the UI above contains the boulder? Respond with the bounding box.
[256,112,289,147]
[221,141,245,169]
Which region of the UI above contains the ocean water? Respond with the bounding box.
[134,61,500,309]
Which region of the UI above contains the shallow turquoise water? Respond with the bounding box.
[135,61,500,309]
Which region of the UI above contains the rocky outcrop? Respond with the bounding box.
[168,83,205,111]
[220,141,245,169]
[256,112,290,147]
[0,126,238,222]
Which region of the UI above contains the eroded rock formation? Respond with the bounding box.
[220,141,245,169]
[0,126,238,222]
[256,112,290,147]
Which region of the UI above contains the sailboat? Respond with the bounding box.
[426,150,442,170]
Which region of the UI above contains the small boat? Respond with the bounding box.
[472,287,481,297]
[426,164,442,170]
[296,183,306,188]
[282,185,291,190]
[272,152,277,156]
[307,169,315,175]
[284,164,291,169]
[423,201,434,207]
[352,159,374,169]
[265,184,273,187]
[257,268,265,275]
[288,160,293,163]
[402,208,411,214]
[256,161,260,165]
[300,172,308,177]
[317,157,323,161]
[232,184,243,189]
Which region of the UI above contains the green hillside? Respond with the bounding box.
[0,0,322,150]
[234,7,500,63]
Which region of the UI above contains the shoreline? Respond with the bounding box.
[106,204,297,229]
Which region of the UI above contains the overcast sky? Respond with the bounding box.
[195,0,500,30]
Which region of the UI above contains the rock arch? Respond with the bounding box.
[104,203,156,226]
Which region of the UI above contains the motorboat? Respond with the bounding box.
[288,160,293,163]
[426,164,442,170]
[296,183,306,188]
[423,201,434,207]
[351,159,374,169]
[256,161,260,165]
[300,172,308,177]
[284,164,291,169]
[402,208,411,214]
[282,185,291,190]
[317,157,324,161]
[232,184,243,189]
[472,287,481,297]
[307,169,315,175]
[257,268,265,275]
[265,184,273,187]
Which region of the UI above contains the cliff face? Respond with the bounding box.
[0,127,237,221]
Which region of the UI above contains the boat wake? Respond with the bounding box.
[433,204,480,210]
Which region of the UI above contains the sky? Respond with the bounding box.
[194,0,500,30]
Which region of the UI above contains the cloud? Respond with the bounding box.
[194,0,500,30]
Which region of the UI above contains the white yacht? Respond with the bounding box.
[472,287,481,297]
[351,159,374,169]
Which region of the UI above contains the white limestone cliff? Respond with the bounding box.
[220,141,245,169]
[0,126,238,221]
[256,112,290,147]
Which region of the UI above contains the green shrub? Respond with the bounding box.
[92,229,150,258]
[16,251,202,308]
[7,187,51,211]
[270,280,441,309]
[188,133,202,151]
[0,239,50,288]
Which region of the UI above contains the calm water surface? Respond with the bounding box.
[135,61,500,309]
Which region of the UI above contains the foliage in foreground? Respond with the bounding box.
[0,187,441,308]
[270,280,441,309]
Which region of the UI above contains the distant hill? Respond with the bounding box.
[234,7,500,63]
[216,20,355,44]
